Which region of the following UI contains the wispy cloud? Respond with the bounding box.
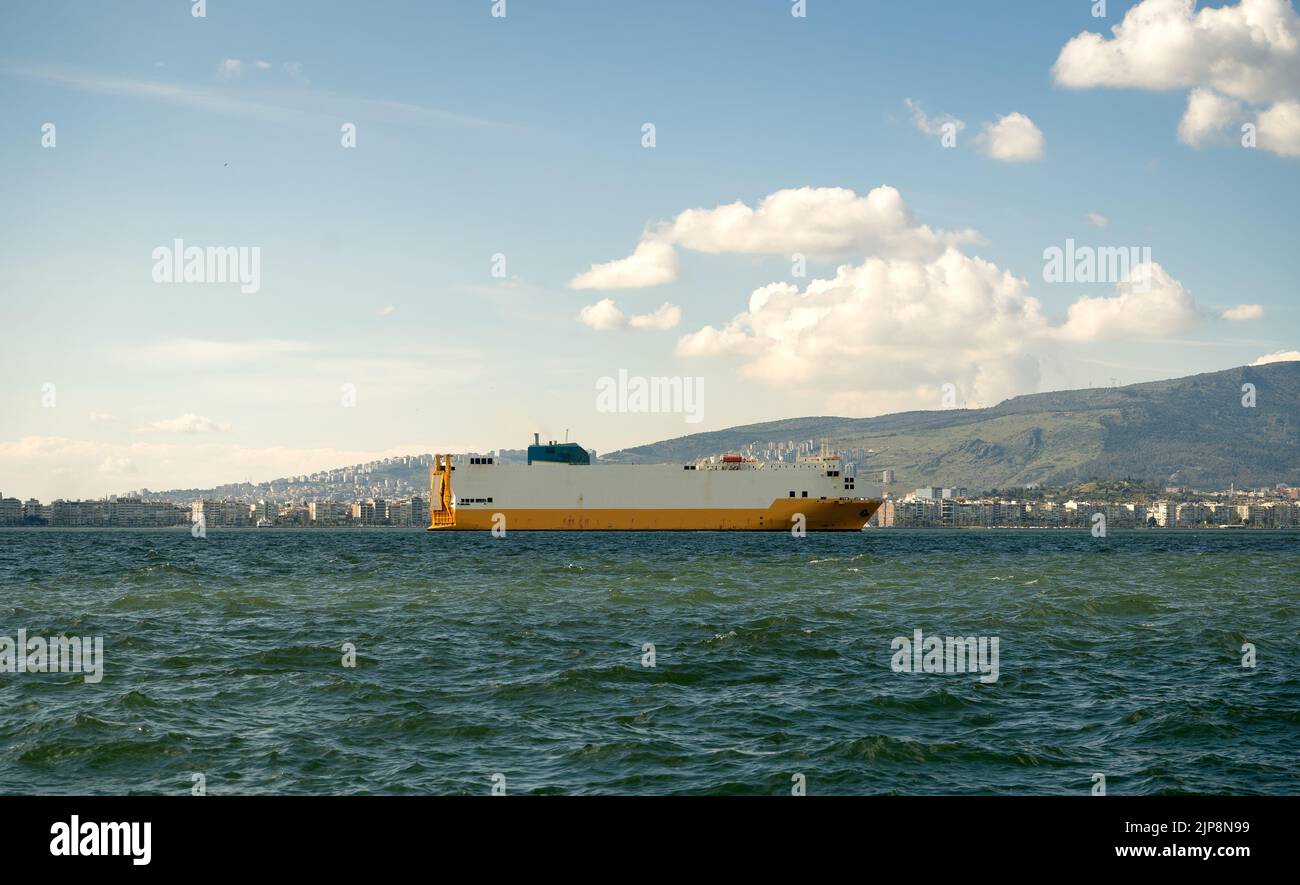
[903,98,965,138]
[11,64,519,131]
[138,413,232,434]
[115,338,316,367]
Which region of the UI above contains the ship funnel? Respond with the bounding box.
[534,432,540,445]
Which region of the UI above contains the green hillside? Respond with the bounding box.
[600,362,1300,491]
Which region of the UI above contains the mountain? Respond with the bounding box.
[599,362,1300,492]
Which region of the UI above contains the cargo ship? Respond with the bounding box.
[428,434,880,531]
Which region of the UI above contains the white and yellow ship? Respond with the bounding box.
[428,435,880,531]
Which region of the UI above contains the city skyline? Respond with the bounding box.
[3,0,1299,500]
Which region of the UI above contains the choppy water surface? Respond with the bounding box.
[1,528,1296,795]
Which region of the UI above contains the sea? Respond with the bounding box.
[1,528,1296,795]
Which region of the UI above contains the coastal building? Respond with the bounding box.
[111,498,144,527]
[309,501,347,526]
[23,499,46,524]
[0,496,22,526]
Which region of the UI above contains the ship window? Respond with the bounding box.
[789,491,795,498]
[802,491,808,498]
[487,497,493,503]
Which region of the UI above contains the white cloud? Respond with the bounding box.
[1221,303,1264,320]
[675,242,1209,409]
[978,112,1045,162]
[138,414,232,434]
[569,186,979,290]
[377,306,396,317]
[570,238,679,290]
[88,412,118,424]
[579,299,681,331]
[1251,349,1300,364]
[1258,99,1300,156]
[1178,87,1243,146]
[578,298,626,330]
[1053,0,1300,158]
[675,249,1052,405]
[628,302,682,330]
[1055,263,1201,341]
[1086,211,1109,227]
[903,98,965,138]
[217,58,242,80]
[667,186,972,258]
[254,60,272,70]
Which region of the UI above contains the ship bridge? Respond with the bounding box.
[527,440,590,466]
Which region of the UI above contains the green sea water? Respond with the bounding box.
[1,528,1296,795]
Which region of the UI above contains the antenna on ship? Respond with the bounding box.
[565,429,569,443]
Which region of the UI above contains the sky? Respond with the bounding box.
[1,0,1298,500]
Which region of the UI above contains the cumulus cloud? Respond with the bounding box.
[1221,303,1264,320]
[675,249,1052,405]
[579,299,681,331]
[1053,0,1300,157]
[570,238,679,290]
[1178,87,1243,146]
[628,302,682,330]
[569,186,979,290]
[675,243,1208,409]
[904,98,965,138]
[1086,211,1109,227]
[570,181,1220,413]
[666,186,973,258]
[977,113,1046,162]
[138,414,232,434]
[1054,263,1201,341]
[1258,99,1300,156]
[1251,349,1300,364]
[578,298,626,330]
[217,58,242,80]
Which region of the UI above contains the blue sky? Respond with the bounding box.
[2,0,1297,498]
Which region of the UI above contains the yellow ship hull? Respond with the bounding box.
[429,498,880,532]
